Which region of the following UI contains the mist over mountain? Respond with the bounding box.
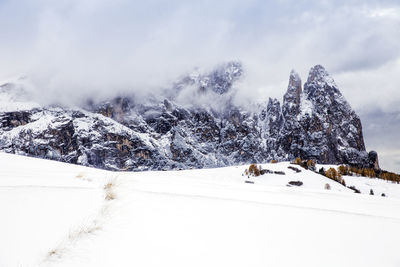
[0,0,399,172]
[1,1,400,113]
[0,63,382,172]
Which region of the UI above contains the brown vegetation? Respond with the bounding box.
[292,157,316,171]
[337,165,399,183]
[307,159,316,169]
[248,164,261,177]
[294,157,302,165]
[325,168,346,186]
[104,180,117,201]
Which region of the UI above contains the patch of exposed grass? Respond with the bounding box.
[75,172,85,179]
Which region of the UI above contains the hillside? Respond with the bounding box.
[1,153,400,267]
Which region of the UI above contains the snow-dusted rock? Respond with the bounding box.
[0,64,376,171]
[277,65,369,166]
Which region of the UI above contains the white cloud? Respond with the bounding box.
[0,0,400,171]
[367,7,400,19]
[0,0,399,111]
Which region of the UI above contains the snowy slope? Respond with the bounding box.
[1,153,400,267]
[0,153,108,266]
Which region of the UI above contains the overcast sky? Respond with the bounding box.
[0,0,399,171]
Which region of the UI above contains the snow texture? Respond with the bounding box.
[1,153,400,267]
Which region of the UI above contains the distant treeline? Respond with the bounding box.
[292,157,400,183]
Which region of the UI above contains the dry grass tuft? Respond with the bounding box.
[69,223,103,239]
[47,249,60,258]
[103,178,118,201]
[104,181,115,190]
[105,190,116,201]
[44,176,119,263]
[45,245,67,261]
[76,172,85,179]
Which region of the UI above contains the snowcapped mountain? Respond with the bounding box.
[0,63,378,171]
[277,65,368,165]
[172,61,243,95]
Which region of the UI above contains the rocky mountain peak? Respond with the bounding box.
[0,62,374,172]
[205,61,243,94]
[173,61,243,96]
[303,65,348,114]
[288,69,302,90]
[282,69,302,120]
[304,65,338,95]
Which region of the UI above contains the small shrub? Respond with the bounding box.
[324,183,331,190]
[300,161,308,169]
[104,182,113,190]
[381,193,386,197]
[370,189,374,195]
[271,159,278,164]
[248,164,261,177]
[325,168,347,186]
[338,165,349,176]
[105,190,116,201]
[325,168,341,180]
[292,157,316,171]
[306,159,316,171]
[274,171,285,175]
[319,167,325,175]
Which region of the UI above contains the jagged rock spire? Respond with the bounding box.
[282,69,302,120]
[306,65,335,85]
[288,69,302,94]
[304,65,339,97]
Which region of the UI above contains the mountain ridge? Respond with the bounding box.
[0,63,379,171]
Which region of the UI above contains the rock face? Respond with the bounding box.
[173,61,243,95]
[0,64,373,171]
[368,151,380,170]
[278,65,368,166]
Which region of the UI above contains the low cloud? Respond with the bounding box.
[1,0,399,171]
[0,0,399,112]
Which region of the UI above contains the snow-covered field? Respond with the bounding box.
[1,152,400,267]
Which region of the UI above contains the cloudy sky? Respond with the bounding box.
[0,0,399,171]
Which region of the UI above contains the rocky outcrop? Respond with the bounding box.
[0,63,374,171]
[368,150,380,170]
[282,70,302,121]
[173,61,243,95]
[277,65,368,166]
